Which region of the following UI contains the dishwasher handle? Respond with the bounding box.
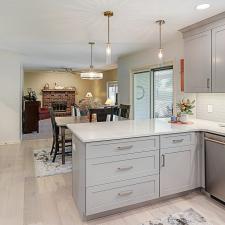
[205,137,225,145]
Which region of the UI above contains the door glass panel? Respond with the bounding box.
[154,69,173,118]
[133,72,151,119]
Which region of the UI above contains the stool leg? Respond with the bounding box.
[50,138,55,155]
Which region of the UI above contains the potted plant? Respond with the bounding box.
[176,99,195,123]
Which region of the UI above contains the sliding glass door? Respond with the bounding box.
[153,68,173,118]
[133,67,173,119]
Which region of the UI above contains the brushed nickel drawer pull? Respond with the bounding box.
[118,190,133,196]
[116,145,133,150]
[172,139,184,143]
[207,78,210,89]
[205,137,225,145]
[161,154,165,167]
[117,166,133,171]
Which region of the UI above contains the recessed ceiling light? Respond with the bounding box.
[196,3,210,10]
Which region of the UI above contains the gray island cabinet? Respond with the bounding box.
[69,119,202,219]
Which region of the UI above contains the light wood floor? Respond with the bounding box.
[0,139,225,225]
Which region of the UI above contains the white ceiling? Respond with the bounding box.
[1,0,225,70]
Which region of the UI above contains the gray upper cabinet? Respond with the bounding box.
[212,24,225,92]
[184,30,212,93]
[181,14,225,93]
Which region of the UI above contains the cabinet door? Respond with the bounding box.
[160,146,199,197]
[212,25,225,92]
[184,30,211,93]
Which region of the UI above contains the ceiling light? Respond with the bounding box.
[156,20,165,60]
[196,3,210,10]
[80,42,103,80]
[104,11,113,65]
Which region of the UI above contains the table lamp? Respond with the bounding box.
[105,98,113,106]
[85,92,93,98]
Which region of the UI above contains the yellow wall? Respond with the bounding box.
[24,69,117,105]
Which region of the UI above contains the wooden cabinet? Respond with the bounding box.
[23,101,40,134]
[184,31,211,93]
[160,133,200,197]
[212,24,225,92]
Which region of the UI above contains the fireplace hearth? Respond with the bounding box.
[52,101,67,112]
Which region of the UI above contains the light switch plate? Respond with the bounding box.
[208,105,213,113]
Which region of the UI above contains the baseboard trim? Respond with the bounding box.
[0,140,21,146]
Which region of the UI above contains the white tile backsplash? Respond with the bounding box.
[196,93,225,122]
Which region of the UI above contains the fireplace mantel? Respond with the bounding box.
[42,89,76,92]
[42,89,75,116]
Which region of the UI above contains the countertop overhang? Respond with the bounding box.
[67,118,225,143]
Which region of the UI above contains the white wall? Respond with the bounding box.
[118,34,196,118]
[0,50,22,144]
[196,93,225,123]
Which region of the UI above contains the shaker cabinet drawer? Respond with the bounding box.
[86,136,159,159]
[86,150,159,186]
[160,133,195,149]
[86,175,159,215]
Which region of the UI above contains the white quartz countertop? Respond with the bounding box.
[67,118,225,143]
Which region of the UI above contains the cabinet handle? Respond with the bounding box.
[172,139,184,143]
[161,154,165,167]
[117,166,133,171]
[205,137,225,145]
[207,78,210,89]
[118,190,133,196]
[116,145,133,150]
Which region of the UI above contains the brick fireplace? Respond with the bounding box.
[42,89,75,116]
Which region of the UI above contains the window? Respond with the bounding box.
[107,81,118,105]
[133,66,173,119]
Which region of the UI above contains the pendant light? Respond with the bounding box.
[104,11,113,64]
[80,42,103,80]
[156,20,165,59]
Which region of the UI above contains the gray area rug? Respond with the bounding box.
[33,148,72,177]
[142,208,210,225]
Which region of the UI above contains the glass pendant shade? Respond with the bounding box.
[80,68,103,80]
[158,48,163,59]
[156,20,165,61]
[104,11,113,65]
[106,43,112,64]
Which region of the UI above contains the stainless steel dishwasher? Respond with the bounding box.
[205,133,225,203]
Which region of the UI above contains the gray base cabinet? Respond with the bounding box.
[72,132,201,219]
[160,133,200,196]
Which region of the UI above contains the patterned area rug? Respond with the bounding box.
[142,208,210,225]
[33,148,72,177]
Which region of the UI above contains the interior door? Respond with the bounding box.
[184,30,212,93]
[133,71,151,119]
[212,24,225,92]
[160,146,195,197]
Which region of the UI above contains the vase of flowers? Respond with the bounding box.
[176,99,195,123]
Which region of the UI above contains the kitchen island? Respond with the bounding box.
[68,118,225,220]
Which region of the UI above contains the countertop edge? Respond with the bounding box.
[67,120,225,143]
